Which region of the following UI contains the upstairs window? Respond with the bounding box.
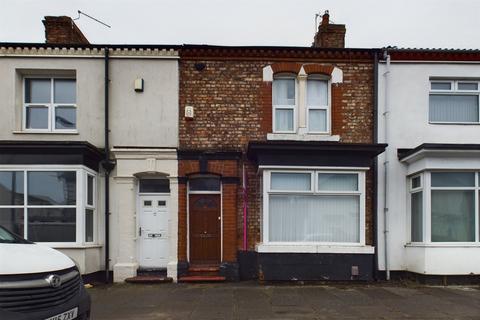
[429,80,480,124]
[272,75,296,133]
[307,77,329,133]
[24,78,77,132]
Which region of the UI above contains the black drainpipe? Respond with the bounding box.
[372,50,379,281]
[101,47,115,284]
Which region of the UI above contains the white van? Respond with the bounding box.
[0,226,91,320]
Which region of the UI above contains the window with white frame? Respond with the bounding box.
[429,80,480,123]
[264,170,364,244]
[307,77,329,133]
[409,175,423,242]
[409,171,479,243]
[0,168,96,244]
[24,78,77,131]
[272,75,296,133]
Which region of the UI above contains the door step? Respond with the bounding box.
[125,275,173,284]
[178,275,226,283]
[178,264,225,283]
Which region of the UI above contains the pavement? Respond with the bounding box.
[88,282,480,319]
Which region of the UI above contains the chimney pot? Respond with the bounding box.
[321,10,330,26]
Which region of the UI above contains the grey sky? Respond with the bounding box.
[1,0,479,49]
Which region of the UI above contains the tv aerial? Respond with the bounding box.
[74,10,111,28]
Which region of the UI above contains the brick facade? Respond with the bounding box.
[43,16,90,44]
[178,47,377,261]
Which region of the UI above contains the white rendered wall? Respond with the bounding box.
[377,62,480,274]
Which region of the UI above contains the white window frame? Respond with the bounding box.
[23,77,77,133]
[408,173,425,243]
[408,171,480,245]
[0,165,97,247]
[429,79,480,124]
[272,75,297,133]
[306,76,331,134]
[84,173,96,244]
[262,169,366,247]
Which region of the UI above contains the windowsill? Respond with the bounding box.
[37,243,103,249]
[267,133,340,142]
[13,130,79,135]
[256,243,374,254]
[405,243,480,248]
[428,122,480,125]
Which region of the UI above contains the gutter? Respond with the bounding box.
[101,47,116,283]
[372,51,379,281]
[382,48,391,280]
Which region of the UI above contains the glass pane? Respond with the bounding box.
[85,209,94,242]
[411,192,423,242]
[431,172,475,187]
[28,208,76,242]
[25,79,51,103]
[318,173,358,191]
[158,200,166,206]
[273,79,295,105]
[87,175,94,206]
[0,208,24,237]
[54,79,76,103]
[411,176,421,189]
[139,179,170,193]
[269,194,359,242]
[431,82,451,90]
[431,190,475,242]
[275,109,294,131]
[55,107,76,130]
[0,171,24,205]
[271,172,311,191]
[308,109,327,132]
[429,94,479,122]
[458,82,478,91]
[143,200,152,207]
[28,171,76,205]
[189,178,220,191]
[26,106,49,129]
[307,80,328,106]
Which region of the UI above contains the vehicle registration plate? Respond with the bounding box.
[45,307,78,320]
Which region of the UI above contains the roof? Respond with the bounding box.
[384,47,480,61]
[398,143,480,161]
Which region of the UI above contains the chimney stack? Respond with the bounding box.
[313,11,346,48]
[42,16,90,45]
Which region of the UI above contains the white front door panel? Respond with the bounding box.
[138,196,169,268]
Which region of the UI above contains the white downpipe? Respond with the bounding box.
[383,51,391,280]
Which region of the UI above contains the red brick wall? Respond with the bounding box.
[42,16,90,44]
[179,54,375,252]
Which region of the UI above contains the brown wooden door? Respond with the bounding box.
[189,194,221,264]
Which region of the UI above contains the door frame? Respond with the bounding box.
[136,179,170,268]
[187,181,223,263]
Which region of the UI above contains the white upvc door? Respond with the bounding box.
[138,195,169,268]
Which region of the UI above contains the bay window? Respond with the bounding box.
[409,171,480,243]
[429,80,480,124]
[24,77,77,132]
[264,170,365,244]
[0,167,96,245]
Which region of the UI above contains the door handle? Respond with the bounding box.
[138,227,142,237]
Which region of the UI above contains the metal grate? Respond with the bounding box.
[0,269,80,312]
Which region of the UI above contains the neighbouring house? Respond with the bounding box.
[177,12,386,281]
[377,48,480,284]
[0,16,180,283]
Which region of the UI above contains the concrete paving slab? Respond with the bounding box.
[88,282,480,320]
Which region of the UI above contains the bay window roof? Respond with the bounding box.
[247,141,387,167]
[0,141,104,171]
